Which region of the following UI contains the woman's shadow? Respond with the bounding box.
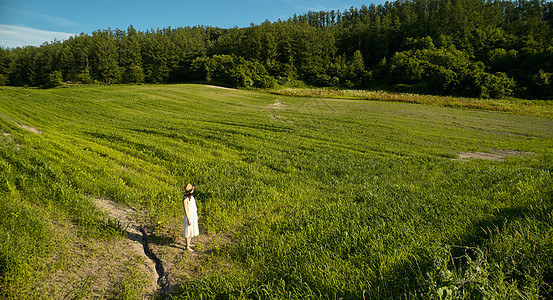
[147,231,188,251]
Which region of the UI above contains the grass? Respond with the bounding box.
[1,84,552,298]
[269,87,553,119]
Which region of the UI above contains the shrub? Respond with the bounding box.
[426,64,459,94]
[471,71,516,99]
[256,75,277,89]
[76,68,93,84]
[389,52,425,83]
[191,54,276,88]
[123,65,145,83]
[230,67,254,88]
[45,71,63,88]
[389,45,518,99]
[482,72,516,99]
[422,246,536,299]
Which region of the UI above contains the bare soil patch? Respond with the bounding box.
[0,111,42,134]
[206,85,235,91]
[267,99,284,110]
[267,98,294,122]
[19,123,43,134]
[453,149,534,161]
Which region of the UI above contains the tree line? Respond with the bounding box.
[0,0,552,99]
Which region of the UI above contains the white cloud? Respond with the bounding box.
[0,25,75,48]
[1,6,79,29]
[17,9,79,28]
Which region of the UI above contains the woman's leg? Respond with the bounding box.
[186,237,194,251]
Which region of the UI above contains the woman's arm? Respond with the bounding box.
[184,199,192,225]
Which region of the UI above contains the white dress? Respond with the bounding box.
[184,196,199,238]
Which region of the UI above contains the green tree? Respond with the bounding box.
[10,46,36,86]
[351,50,365,74]
[32,41,63,86]
[0,0,551,98]
[529,70,553,98]
[167,26,209,82]
[0,47,14,85]
[91,30,121,83]
[474,71,516,99]
[486,48,519,73]
[119,26,145,83]
[141,31,178,83]
[45,71,63,88]
[60,34,92,82]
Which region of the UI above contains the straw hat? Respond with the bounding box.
[184,183,195,192]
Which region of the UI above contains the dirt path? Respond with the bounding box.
[92,198,226,298]
[0,111,43,134]
[93,199,164,295]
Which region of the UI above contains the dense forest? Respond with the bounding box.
[1,0,552,99]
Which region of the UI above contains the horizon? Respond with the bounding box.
[0,0,383,49]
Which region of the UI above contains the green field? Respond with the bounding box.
[1,84,552,299]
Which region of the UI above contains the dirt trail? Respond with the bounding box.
[93,199,165,295]
[0,111,43,134]
[93,198,224,298]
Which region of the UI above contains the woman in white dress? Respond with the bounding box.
[183,183,199,252]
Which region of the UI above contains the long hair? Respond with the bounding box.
[183,190,193,201]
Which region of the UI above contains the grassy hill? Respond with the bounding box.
[1,84,552,299]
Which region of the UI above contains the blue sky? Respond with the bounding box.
[0,0,383,48]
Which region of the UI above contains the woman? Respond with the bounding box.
[183,183,199,252]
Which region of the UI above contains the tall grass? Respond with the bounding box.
[270,87,553,119]
[0,126,124,298]
[1,84,552,298]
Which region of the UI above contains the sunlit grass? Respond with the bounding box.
[269,87,553,118]
[1,84,552,298]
